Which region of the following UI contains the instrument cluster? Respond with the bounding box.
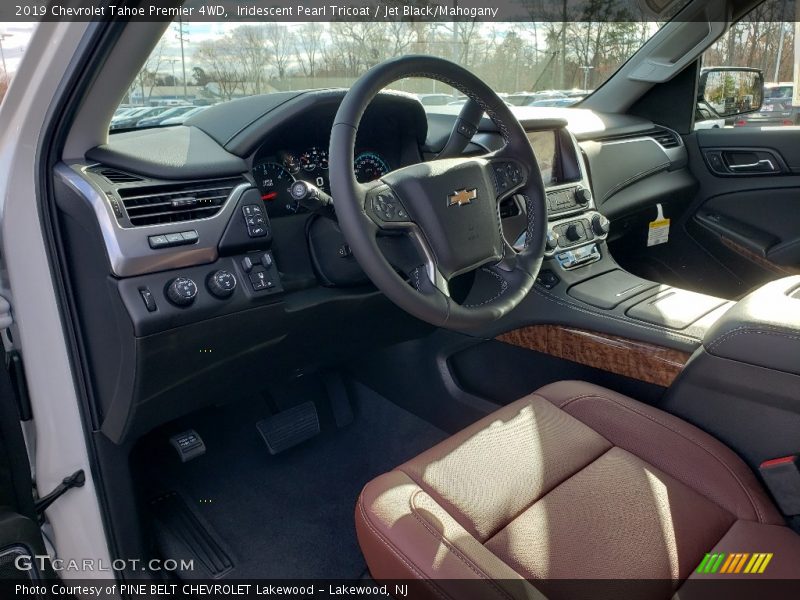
[253,147,391,217]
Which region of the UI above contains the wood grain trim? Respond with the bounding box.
[497,325,691,387]
[719,236,800,276]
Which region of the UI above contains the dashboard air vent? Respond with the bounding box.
[649,127,681,149]
[118,177,244,227]
[99,168,144,184]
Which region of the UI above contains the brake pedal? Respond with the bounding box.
[256,401,320,455]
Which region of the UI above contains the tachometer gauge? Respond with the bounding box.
[300,147,328,172]
[253,161,298,214]
[354,152,390,183]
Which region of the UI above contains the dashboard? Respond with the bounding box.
[57,89,685,445]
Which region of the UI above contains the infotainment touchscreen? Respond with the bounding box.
[526,130,558,186]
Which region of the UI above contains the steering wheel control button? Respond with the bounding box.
[457,121,477,139]
[166,277,198,307]
[243,204,269,237]
[370,190,409,224]
[207,270,237,299]
[492,161,524,195]
[139,288,157,312]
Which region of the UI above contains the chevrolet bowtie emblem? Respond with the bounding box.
[448,188,477,207]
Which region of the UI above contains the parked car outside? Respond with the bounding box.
[737,83,799,126]
[134,105,195,128]
[158,105,209,125]
[109,105,171,130]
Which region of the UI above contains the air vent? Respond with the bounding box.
[99,168,144,184]
[649,127,681,149]
[118,177,245,227]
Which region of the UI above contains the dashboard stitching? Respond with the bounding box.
[407,71,511,143]
[522,194,534,249]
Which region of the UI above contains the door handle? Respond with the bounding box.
[728,159,777,173]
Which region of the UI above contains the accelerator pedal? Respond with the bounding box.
[257,401,320,455]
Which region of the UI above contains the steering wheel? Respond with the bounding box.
[329,56,547,329]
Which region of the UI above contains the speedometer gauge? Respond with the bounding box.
[354,152,390,183]
[253,161,298,214]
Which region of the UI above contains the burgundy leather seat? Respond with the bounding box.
[356,381,800,598]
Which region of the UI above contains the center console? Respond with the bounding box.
[659,276,800,470]
[506,127,610,271]
[491,123,734,356]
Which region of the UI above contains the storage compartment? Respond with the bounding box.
[626,288,727,329]
[567,269,657,309]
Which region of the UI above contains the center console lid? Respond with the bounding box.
[567,269,731,332]
[703,276,800,376]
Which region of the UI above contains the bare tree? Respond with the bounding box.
[295,23,321,79]
[194,37,244,101]
[230,25,271,95]
[265,23,293,79]
[134,37,167,104]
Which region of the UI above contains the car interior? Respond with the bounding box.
[9,0,800,597]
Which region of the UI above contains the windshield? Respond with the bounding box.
[115,18,667,131]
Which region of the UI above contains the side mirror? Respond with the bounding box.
[698,67,764,119]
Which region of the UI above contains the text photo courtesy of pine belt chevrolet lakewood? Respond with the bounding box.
[1,0,800,599]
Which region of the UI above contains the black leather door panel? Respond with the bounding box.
[683,130,800,288]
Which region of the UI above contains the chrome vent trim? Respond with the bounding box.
[118,178,245,227]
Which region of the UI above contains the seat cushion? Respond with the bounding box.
[355,381,799,599]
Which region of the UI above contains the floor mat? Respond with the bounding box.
[138,381,446,579]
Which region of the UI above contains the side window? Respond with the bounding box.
[698,0,795,129]
[0,23,36,107]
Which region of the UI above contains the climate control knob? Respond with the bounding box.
[591,213,610,236]
[575,187,592,205]
[166,277,198,307]
[207,270,237,299]
[565,223,583,242]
